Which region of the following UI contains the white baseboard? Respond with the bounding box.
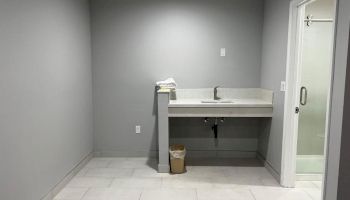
[256,153,281,184]
[41,152,93,200]
[170,138,258,152]
[94,150,256,159]
[94,150,158,158]
[158,164,170,173]
[265,160,281,183]
[186,150,256,158]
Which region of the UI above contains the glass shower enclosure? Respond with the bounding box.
[296,0,335,177]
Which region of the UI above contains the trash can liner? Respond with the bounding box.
[169,144,186,174]
[169,145,186,159]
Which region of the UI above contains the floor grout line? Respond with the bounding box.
[79,187,92,200]
[60,158,322,200]
[310,181,322,189]
[138,188,143,200]
[80,168,89,177]
[302,188,318,200]
[248,188,258,200]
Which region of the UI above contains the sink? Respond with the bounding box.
[201,99,234,104]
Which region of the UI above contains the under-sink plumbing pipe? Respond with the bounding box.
[212,118,218,139]
[203,117,225,138]
[220,117,225,123]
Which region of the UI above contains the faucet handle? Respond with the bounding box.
[214,86,221,100]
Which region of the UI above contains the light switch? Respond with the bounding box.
[220,48,226,57]
[135,125,141,134]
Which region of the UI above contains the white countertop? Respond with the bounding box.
[168,98,273,108]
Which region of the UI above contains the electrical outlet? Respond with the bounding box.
[135,125,141,134]
[220,48,226,56]
[280,81,286,92]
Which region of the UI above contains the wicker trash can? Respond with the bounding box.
[169,144,186,174]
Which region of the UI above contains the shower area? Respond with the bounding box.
[295,0,335,180]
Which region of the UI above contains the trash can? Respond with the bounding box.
[169,144,186,174]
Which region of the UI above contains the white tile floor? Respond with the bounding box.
[54,157,322,200]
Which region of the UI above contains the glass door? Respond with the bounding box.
[295,0,334,175]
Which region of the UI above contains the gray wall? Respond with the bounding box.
[0,0,93,200]
[259,0,290,174]
[91,0,264,156]
[338,29,350,199]
[325,0,350,199]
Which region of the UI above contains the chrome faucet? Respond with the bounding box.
[214,86,221,100]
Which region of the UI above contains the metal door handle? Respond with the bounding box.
[300,86,308,106]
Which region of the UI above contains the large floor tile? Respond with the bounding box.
[111,177,162,189]
[311,181,323,189]
[82,188,141,200]
[186,158,263,167]
[212,174,265,188]
[260,177,281,187]
[250,187,313,200]
[184,166,233,178]
[127,157,155,161]
[216,167,279,187]
[140,188,197,200]
[108,158,156,169]
[197,188,255,200]
[85,168,134,178]
[303,188,322,200]
[296,181,319,189]
[54,187,88,200]
[231,167,274,179]
[162,176,214,189]
[75,167,90,177]
[85,159,112,168]
[67,177,113,188]
[55,157,322,200]
[132,168,172,178]
[212,177,269,189]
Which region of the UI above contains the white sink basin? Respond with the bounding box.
[201,99,234,104]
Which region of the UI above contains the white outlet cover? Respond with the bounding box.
[135,125,141,134]
[220,48,226,56]
[280,81,286,92]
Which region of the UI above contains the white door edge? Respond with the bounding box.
[281,0,314,188]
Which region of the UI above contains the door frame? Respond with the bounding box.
[281,0,338,188]
[281,0,348,200]
[281,0,314,188]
